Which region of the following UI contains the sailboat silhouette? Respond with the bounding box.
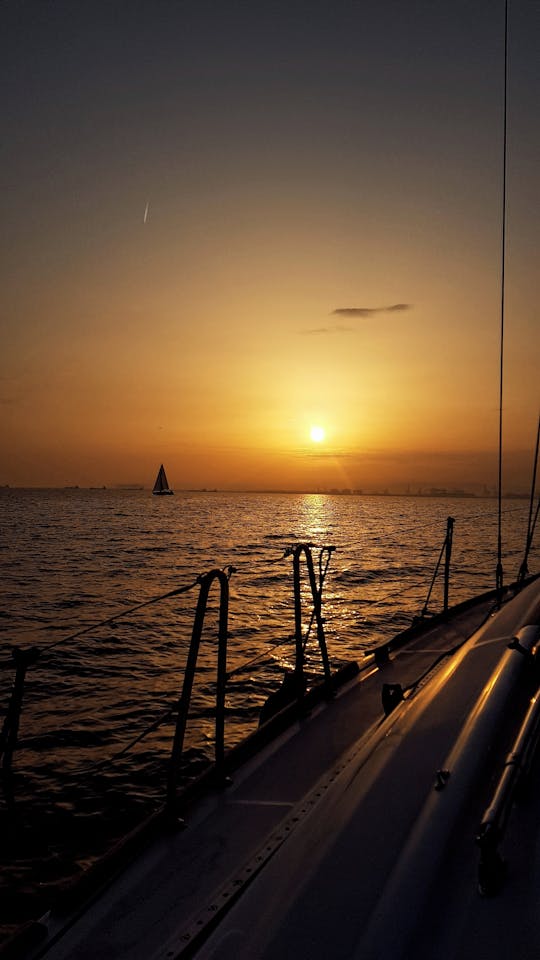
[152,464,174,496]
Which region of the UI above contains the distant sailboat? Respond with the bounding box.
[152,464,174,496]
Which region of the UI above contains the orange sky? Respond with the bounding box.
[2,2,538,492]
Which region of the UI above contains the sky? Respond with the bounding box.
[1,0,539,492]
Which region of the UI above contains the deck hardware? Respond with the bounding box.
[507,637,534,658]
[476,674,540,895]
[476,823,507,896]
[259,670,306,725]
[434,769,451,791]
[291,543,333,692]
[164,812,186,831]
[211,771,233,789]
[381,682,403,715]
[418,517,455,619]
[374,644,390,667]
[259,544,336,724]
[0,645,41,802]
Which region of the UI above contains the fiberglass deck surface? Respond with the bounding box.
[32,597,503,960]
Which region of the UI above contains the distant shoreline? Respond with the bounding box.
[0,486,530,499]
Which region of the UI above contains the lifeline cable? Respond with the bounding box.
[37,577,201,658]
[73,702,179,776]
[0,577,202,671]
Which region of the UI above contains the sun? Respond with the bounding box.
[310,425,325,443]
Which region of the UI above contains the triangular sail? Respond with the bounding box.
[155,465,168,492]
[152,464,173,495]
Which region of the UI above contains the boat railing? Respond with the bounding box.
[1,522,522,816]
[0,576,202,810]
[166,567,232,810]
[0,543,342,814]
[417,516,455,620]
[0,645,41,805]
[165,543,340,813]
[289,542,334,688]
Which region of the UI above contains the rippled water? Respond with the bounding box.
[0,488,535,935]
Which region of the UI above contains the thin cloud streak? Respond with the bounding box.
[301,325,354,336]
[301,303,412,335]
[332,303,412,318]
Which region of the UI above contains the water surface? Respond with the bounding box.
[0,489,534,937]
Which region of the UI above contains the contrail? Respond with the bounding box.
[143,202,149,224]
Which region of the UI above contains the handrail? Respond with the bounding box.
[0,646,41,806]
[0,576,201,807]
[476,625,540,895]
[418,516,454,619]
[0,551,339,811]
[167,568,233,811]
[4,534,526,818]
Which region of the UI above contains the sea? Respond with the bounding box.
[0,488,536,937]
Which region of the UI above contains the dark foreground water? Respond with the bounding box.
[0,488,535,940]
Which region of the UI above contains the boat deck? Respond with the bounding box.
[19,580,540,960]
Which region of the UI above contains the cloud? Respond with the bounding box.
[300,303,412,336]
[301,325,354,336]
[331,303,412,318]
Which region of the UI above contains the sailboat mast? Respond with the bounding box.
[496,0,509,597]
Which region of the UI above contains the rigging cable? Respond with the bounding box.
[0,577,201,671]
[517,412,540,583]
[38,578,201,658]
[496,0,509,599]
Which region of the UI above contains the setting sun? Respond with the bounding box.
[310,425,326,443]
[1,2,538,495]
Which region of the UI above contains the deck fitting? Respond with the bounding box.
[381,682,403,715]
[434,769,451,791]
